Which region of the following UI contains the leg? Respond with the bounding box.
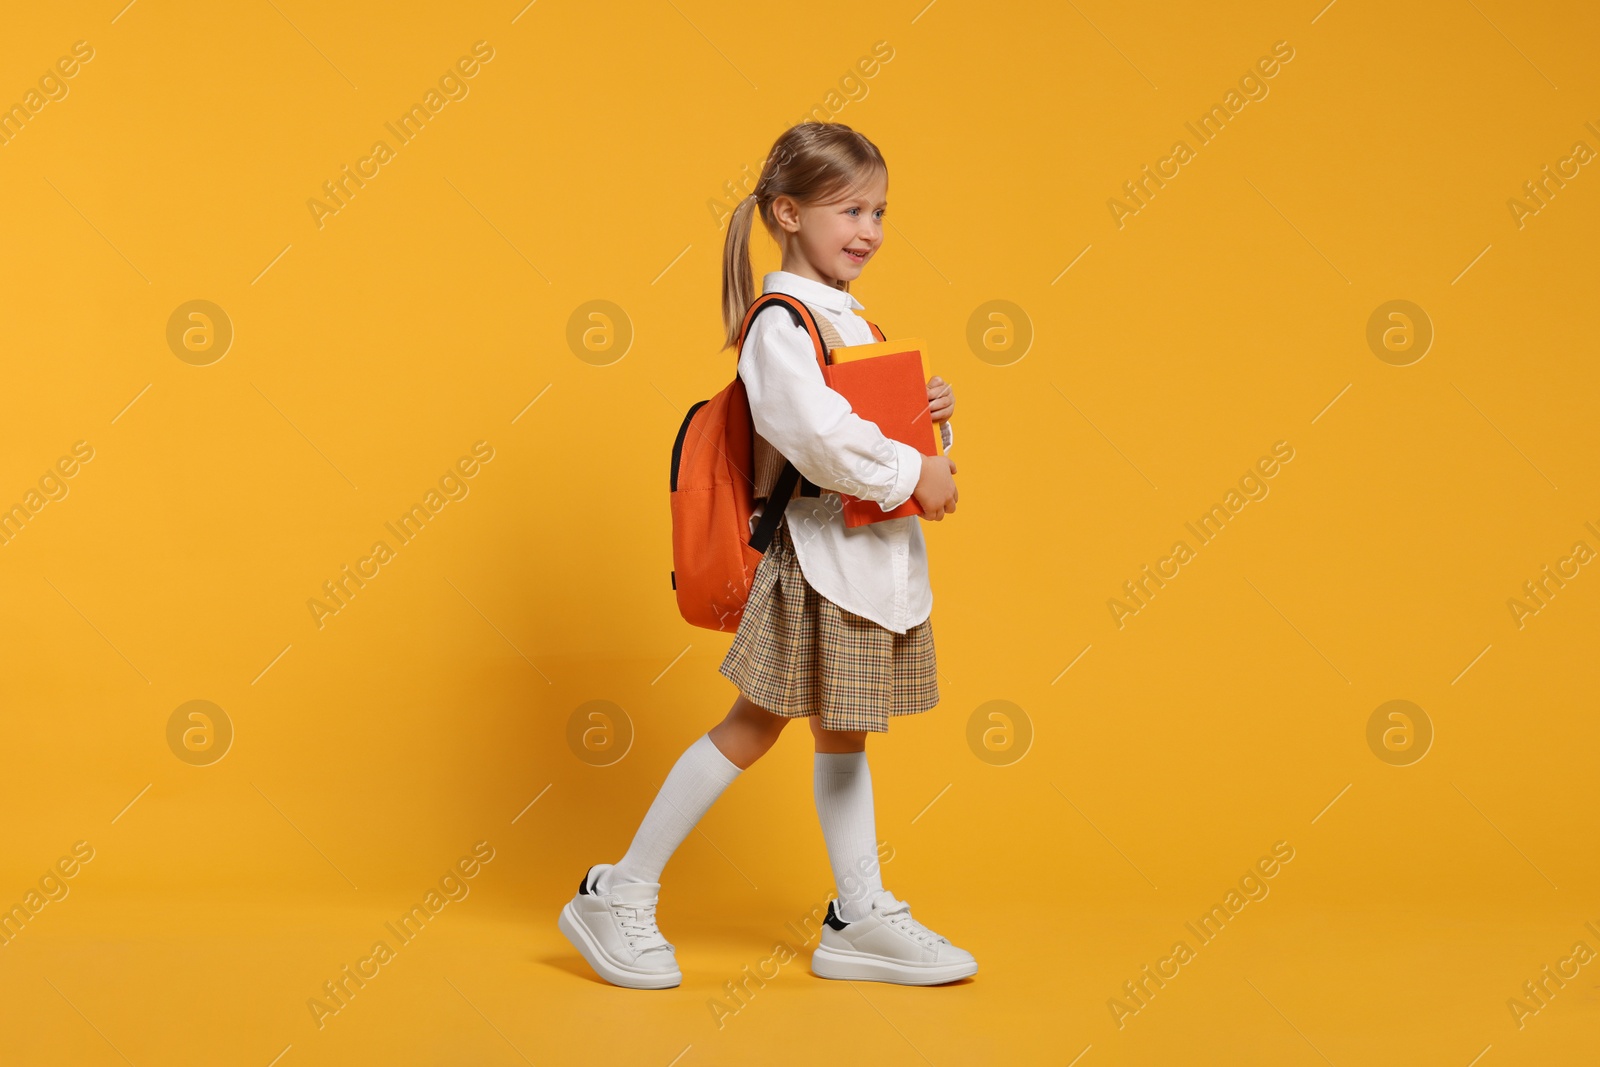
[603,695,788,890]
[708,693,796,768]
[809,713,867,753]
[809,716,883,921]
[560,695,789,990]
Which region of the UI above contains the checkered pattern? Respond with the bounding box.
[718,516,939,733]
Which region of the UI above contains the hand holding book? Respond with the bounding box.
[927,374,954,425]
[918,374,958,520]
[821,338,959,527]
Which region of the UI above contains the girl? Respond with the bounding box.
[559,121,974,990]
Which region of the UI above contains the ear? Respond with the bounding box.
[771,194,802,234]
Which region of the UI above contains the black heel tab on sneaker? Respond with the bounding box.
[824,900,850,930]
[579,867,595,895]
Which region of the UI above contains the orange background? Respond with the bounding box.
[1,1,1597,1064]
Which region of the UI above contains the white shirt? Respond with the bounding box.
[739,271,954,635]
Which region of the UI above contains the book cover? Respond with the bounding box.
[822,337,943,528]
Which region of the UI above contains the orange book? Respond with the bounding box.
[822,337,944,528]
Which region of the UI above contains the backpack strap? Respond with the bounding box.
[737,292,826,353]
[738,294,836,551]
[750,462,802,553]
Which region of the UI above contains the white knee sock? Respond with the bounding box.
[602,733,743,892]
[813,750,884,923]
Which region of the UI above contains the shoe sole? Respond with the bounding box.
[810,944,977,985]
[558,902,682,989]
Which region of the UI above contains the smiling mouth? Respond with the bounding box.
[845,248,869,262]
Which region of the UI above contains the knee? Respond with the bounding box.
[719,695,792,757]
[809,716,867,752]
[732,694,789,730]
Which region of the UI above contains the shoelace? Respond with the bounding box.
[876,897,949,948]
[610,900,672,953]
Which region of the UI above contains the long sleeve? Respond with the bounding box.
[739,310,922,512]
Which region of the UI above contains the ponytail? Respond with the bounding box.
[721,193,760,351]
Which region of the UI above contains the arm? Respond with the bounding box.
[739,310,922,512]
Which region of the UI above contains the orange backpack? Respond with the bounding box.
[669,293,886,631]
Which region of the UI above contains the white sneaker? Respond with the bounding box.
[810,889,977,985]
[557,863,682,989]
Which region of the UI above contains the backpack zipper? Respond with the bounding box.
[670,399,710,492]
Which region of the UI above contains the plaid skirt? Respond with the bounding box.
[718,515,939,733]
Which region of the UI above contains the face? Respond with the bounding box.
[774,170,888,288]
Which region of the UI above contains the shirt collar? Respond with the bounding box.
[762,270,866,313]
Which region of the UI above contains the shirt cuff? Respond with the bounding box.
[880,441,922,511]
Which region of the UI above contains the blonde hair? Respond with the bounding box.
[720,121,887,351]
